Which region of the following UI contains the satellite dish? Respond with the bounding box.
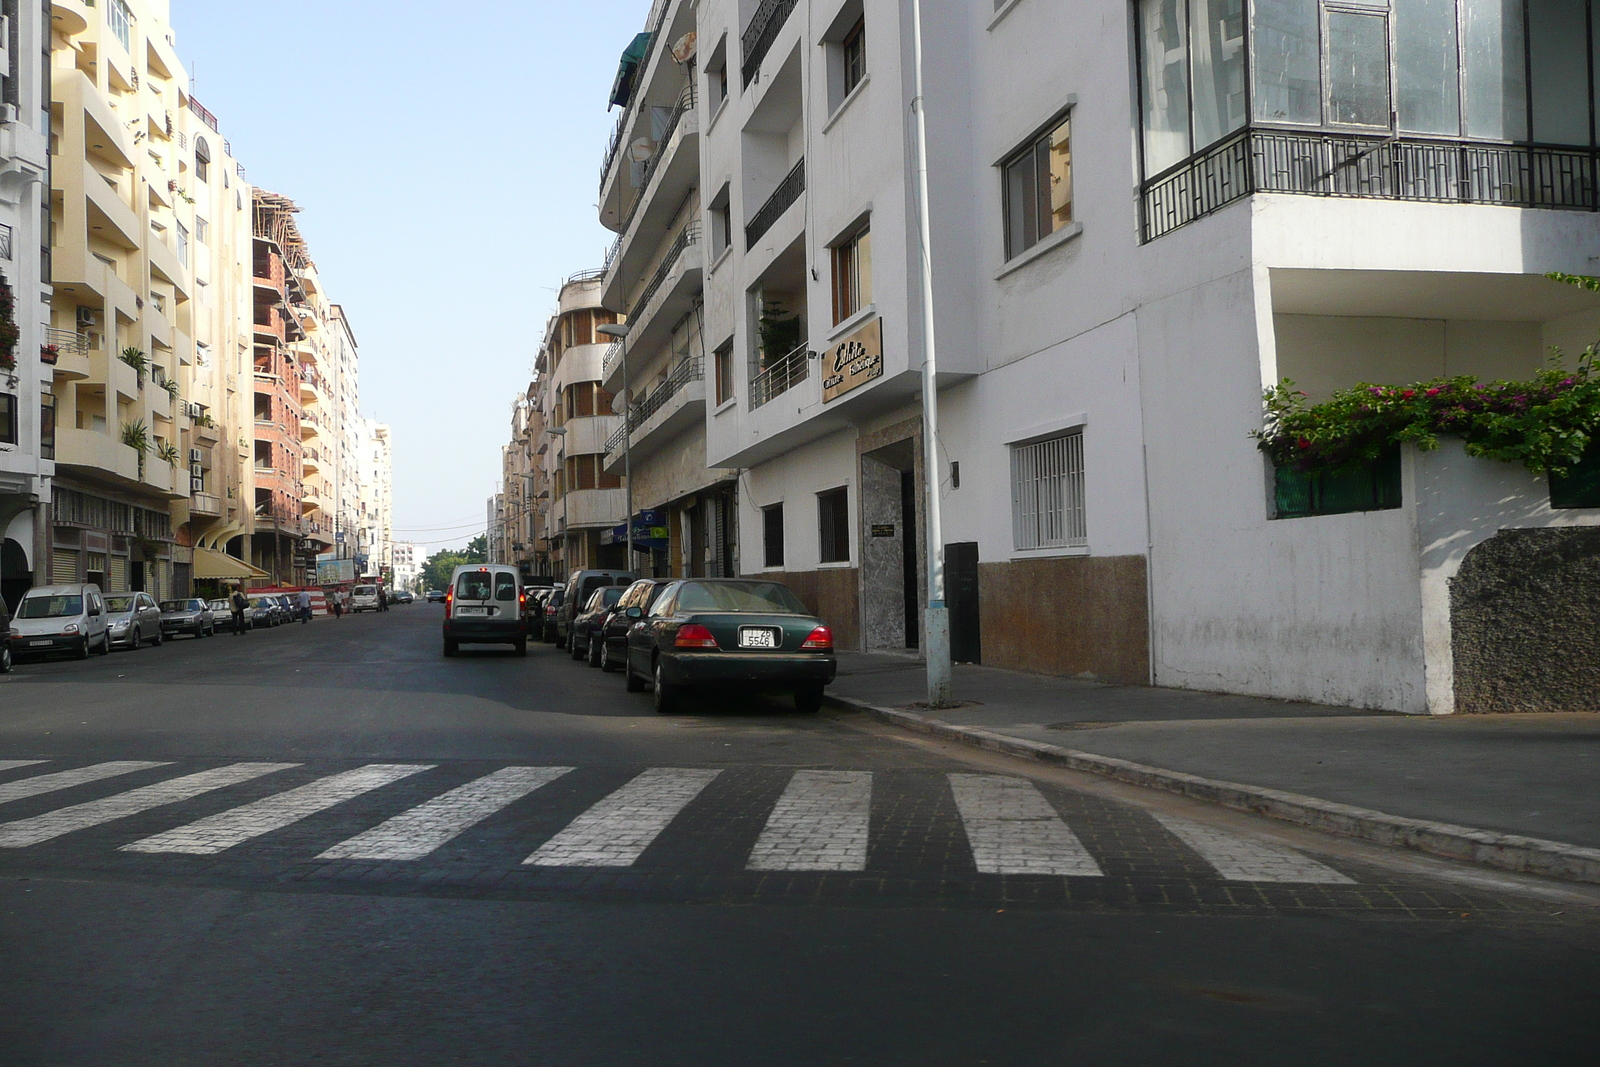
[629,138,656,162]
[611,391,630,416]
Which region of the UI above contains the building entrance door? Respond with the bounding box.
[860,439,920,651]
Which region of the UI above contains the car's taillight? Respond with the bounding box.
[444,589,453,619]
[675,623,719,649]
[801,625,834,651]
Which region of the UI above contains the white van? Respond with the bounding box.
[350,584,381,612]
[9,584,111,660]
[442,564,526,656]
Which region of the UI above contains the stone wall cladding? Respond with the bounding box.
[760,567,861,652]
[978,555,1149,685]
[1451,527,1600,713]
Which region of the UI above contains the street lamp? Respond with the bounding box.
[596,321,634,568]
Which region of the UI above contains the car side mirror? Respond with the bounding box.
[625,607,643,620]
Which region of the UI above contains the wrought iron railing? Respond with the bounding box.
[750,341,809,409]
[1142,127,1600,242]
[188,96,221,133]
[602,339,624,376]
[597,0,678,197]
[741,0,799,86]
[746,158,805,249]
[613,82,698,241]
[606,358,704,453]
[629,222,700,320]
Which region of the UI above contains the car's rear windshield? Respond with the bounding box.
[456,572,492,600]
[674,582,808,614]
[104,596,134,612]
[19,595,83,619]
[589,586,624,611]
[160,600,195,612]
[353,585,377,595]
[495,573,516,602]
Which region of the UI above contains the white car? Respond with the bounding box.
[8,584,111,660]
[350,584,381,612]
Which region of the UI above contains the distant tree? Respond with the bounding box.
[419,534,489,592]
[464,534,488,561]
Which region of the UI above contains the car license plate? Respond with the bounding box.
[738,627,778,649]
[456,606,487,616]
[30,640,52,648]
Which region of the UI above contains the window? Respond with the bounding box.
[107,0,132,51]
[195,137,211,183]
[40,394,55,460]
[831,221,872,324]
[706,37,730,113]
[714,340,735,404]
[762,503,785,568]
[176,222,189,267]
[1002,115,1072,260]
[0,393,16,445]
[709,185,733,259]
[195,217,209,243]
[1010,431,1087,550]
[842,18,867,97]
[818,487,850,563]
[1326,9,1391,127]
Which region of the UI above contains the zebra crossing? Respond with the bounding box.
[0,758,1359,886]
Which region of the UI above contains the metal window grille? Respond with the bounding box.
[1010,432,1086,550]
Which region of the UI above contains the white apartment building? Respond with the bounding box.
[0,0,54,613]
[390,540,422,592]
[355,417,391,578]
[592,0,1600,713]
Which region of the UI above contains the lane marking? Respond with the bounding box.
[0,763,301,848]
[317,766,574,861]
[0,761,170,806]
[525,767,721,867]
[747,770,872,871]
[121,764,433,855]
[1150,812,1355,884]
[948,774,1104,877]
[0,761,49,774]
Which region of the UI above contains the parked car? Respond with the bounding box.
[596,579,669,673]
[394,590,414,605]
[623,579,837,714]
[0,597,12,673]
[571,585,627,665]
[539,587,565,643]
[555,569,634,649]
[9,584,111,659]
[246,596,279,629]
[105,592,164,650]
[350,584,381,612]
[277,594,305,622]
[160,598,215,639]
[208,598,241,633]
[442,564,527,657]
[425,589,445,603]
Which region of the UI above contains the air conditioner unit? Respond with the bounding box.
[0,104,17,126]
[189,448,203,464]
[76,306,100,329]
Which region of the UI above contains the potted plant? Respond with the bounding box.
[0,276,18,375]
[161,377,180,401]
[155,441,181,468]
[119,346,149,386]
[40,343,59,365]
[121,418,150,479]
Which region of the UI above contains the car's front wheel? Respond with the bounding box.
[75,637,90,660]
[129,629,141,651]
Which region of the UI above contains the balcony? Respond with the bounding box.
[741,0,799,87]
[561,487,629,530]
[189,492,223,518]
[603,224,703,392]
[55,426,139,485]
[750,340,809,409]
[746,158,804,250]
[596,0,676,200]
[602,83,701,309]
[1142,128,1600,243]
[604,358,705,472]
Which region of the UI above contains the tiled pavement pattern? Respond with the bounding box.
[0,758,1562,917]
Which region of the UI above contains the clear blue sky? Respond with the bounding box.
[170,0,641,553]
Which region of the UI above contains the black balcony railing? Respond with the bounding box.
[613,82,698,242]
[597,0,676,197]
[745,158,805,250]
[629,223,700,320]
[607,358,704,453]
[742,0,799,87]
[1142,127,1600,242]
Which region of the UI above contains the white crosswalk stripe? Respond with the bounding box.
[318,766,574,861]
[0,761,170,805]
[1149,812,1354,884]
[0,760,49,773]
[525,767,720,868]
[747,770,872,871]
[948,774,1104,876]
[121,764,433,855]
[0,763,301,848]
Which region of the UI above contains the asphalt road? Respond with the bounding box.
[2,606,1598,1065]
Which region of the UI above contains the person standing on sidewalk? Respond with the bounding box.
[330,589,342,619]
[297,588,312,624]
[229,586,250,636]
[378,586,388,613]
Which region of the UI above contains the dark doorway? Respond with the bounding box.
[1,538,30,614]
[131,561,145,592]
[900,470,919,649]
[946,541,981,663]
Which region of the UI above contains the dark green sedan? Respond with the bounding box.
[621,579,837,713]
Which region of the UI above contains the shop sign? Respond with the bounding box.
[870,524,896,538]
[822,318,883,403]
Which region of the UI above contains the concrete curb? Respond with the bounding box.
[831,695,1600,886]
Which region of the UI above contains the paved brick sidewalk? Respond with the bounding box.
[831,653,1600,851]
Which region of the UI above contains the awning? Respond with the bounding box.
[192,547,271,581]
[609,32,652,108]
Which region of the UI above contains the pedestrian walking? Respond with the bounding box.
[379,586,389,612]
[297,588,312,624]
[229,586,249,636]
[330,589,342,619]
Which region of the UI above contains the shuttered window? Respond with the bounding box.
[109,554,129,593]
[1010,431,1087,550]
[51,548,80,583]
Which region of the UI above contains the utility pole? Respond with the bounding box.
[597,322,634,569]
[910,0,952,707]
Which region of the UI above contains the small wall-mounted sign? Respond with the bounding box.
[823,317,884,403]
[870,523,896,538]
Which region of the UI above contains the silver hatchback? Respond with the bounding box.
[104,592,164,650]
[160,598,216,639]
[8,584,112,660]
